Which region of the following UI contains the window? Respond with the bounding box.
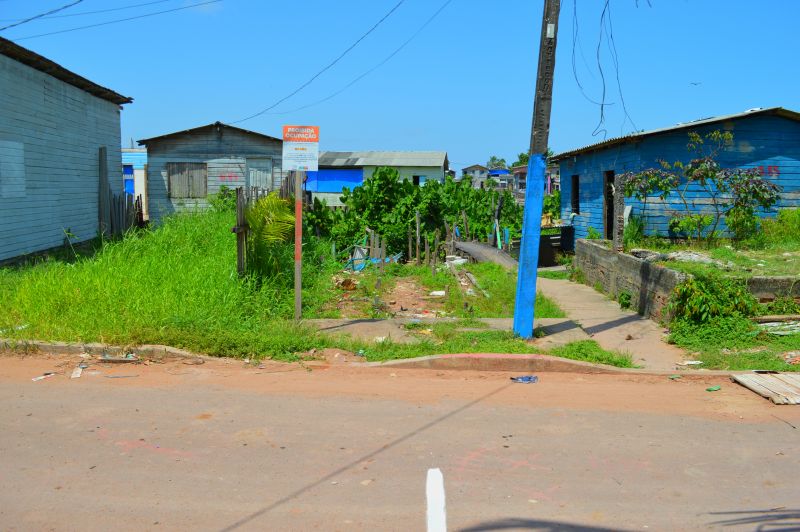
[167,162,207,199]
[571,175,580,214]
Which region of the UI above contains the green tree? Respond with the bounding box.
[486,155,507,169]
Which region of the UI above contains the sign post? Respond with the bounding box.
[282,125,320,321]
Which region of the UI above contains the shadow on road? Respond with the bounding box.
[219,382,514,531]
[582,313,643,336]
[706,508,800,529]
[459,518,627,531]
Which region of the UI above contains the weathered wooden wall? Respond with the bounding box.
[0,54,123,261]
[560,114,800,241]
[145,128,283,224]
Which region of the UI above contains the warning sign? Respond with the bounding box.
[282,125,319,171]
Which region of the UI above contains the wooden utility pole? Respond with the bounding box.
[415,210,421,265]
[513,0,560,339]
[294,170,304,321]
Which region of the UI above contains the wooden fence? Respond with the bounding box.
[98,146,144,238]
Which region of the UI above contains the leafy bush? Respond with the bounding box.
[618,291,632,309]
[587,227,602,240]
[209,185,236,212]
[623,215,645,249]
[760,208,800,247]
[763,296,800,316]
[668,274,758,323]
[245,193,295,279]
[543,190,561,220]
[668,316,760,351]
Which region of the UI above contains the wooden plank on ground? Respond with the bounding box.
[732,373,800,405]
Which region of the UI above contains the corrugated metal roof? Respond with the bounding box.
[0,36,132,105]
[319,151,448,168]
[138,122,281,145]
[552,107,800,161]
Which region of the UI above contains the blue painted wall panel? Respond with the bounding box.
[559,114,800,242]
[305,168,363,193]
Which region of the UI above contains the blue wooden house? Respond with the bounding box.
[552,107,800,242]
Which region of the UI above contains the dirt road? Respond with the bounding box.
[1,354,798,531]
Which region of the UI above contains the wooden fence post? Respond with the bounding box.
[415,210,421,265]
[407,228,413,263]
[432,229,440,276]
[235,187,247,276]
[424,235,430,266]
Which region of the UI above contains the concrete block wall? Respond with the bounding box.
[574,239,688,321]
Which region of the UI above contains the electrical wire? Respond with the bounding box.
[571,0,605,106]
[264,0,453,117]
[0,0,83,32]
[0,0,174,22]
[591,0,611,139]
[12,0,221,41]
[230,0,407,124]
[605,0,639,134]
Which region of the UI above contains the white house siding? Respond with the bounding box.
[361,165,445,184]
[145,128,283,223]
[0,54,122,261]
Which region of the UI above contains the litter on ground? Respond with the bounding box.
[32,372,56,382]
[510,375,539,384]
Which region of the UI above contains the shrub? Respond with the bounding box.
[623,215,645,249]
[668,274,758,323]
[587,227,602,240]
[618,291,632,309]
[761,208,800,247]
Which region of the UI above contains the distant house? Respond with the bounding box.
[552,107,800,243]
[122,148,147,216]
[488,167,512,189]
[138,122,283,222]
[510,163,560,193]
[461,164,489,188]
[307,151,449,207]
[0,37,131,262]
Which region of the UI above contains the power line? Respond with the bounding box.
[0,0,174,22]
[230,0,407,124]
[604,0,639,134]
[0,0,83,32]
[12,0,221,41]
[265,0,453,117]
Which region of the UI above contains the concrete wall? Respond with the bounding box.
[575,239,688,321]
[0,54,123,261]
[560,114,800,243]
[575,239,800,322]
[362,165,445,184]
[144,128,282,223]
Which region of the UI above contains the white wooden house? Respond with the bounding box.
[138,122,283,223]
[0,37,131,261]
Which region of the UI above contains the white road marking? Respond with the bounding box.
[426,467,447,532]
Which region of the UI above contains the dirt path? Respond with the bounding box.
[1,354,797,531]
[455,241,685,369]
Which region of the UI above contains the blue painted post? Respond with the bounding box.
[513,154,546,338]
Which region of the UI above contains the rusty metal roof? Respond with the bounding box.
[319,151,448,168]
[552,107,800,162]
[138,122,281,145]
[0,36,132,105]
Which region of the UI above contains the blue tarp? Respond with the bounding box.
[488,168,510,176]
[305,168,363,193]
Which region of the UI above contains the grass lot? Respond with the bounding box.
[669,316,800,371]
[0,210,571,362]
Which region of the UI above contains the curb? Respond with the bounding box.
[364,353,740,376]
[0,338,215,362]
[1,338,739,377]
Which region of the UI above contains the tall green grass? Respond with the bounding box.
[0,210,337,359]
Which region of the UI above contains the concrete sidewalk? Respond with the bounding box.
[536,276,685,370]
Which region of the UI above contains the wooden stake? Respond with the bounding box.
[415,210,421,265]
[294,170,304,321]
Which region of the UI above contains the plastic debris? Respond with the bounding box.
[759,321,800,336]
[677,360,703,366]
[374,336,387,343]
[510,375,539,384]
[706,385,721,392]
[104,375,139,379]
[100,353,139,363]
[668,375,681,380]
[355,349,366,357]
[70,366,83,379]
[429,291,446,297]
[32,372,56,382]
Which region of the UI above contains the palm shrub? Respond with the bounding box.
[245,193,295,279]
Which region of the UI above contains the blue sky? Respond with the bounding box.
[3,0,799,170]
